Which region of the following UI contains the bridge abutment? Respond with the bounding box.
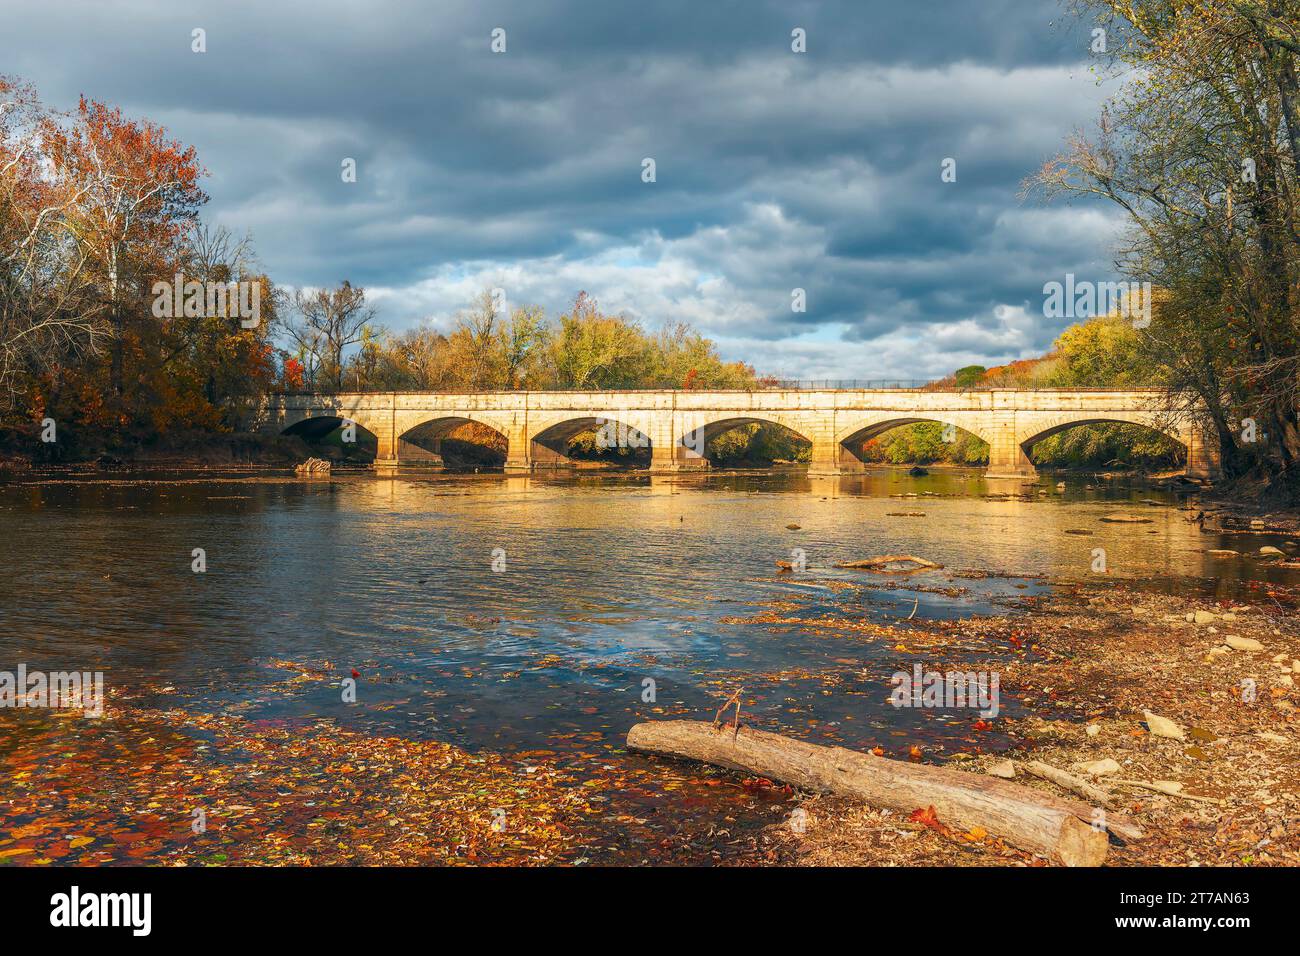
[1184,427,1222,480]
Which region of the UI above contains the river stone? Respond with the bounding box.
[1143,710,1185,740]
[987,760,1015,779]
[1260,546,1284,556]
[1225,635,1264,651]
[1192,610,1217,624]
[1101,513,1153,523]
[1076,758,1121,776]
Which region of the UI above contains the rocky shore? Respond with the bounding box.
[766,579,1299,866]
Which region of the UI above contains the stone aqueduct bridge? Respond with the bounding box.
[257,388,1221,479]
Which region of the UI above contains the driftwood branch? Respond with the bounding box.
[1110,779,1223,805]
[834,554,943,572]
[1021,760,1115,808]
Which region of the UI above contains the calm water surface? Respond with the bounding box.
[2,466,1293,759]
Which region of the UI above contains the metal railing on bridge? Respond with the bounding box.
[271,379,951,396]
[760,378,941,390]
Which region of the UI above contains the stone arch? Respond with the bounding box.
[1015,413,1192,474]
[832,414,993,471]
[397,415,509,467]
[676,414,814,468]
[528,414,654,469]
[1015,412,1185,451]
[281,414,380,461]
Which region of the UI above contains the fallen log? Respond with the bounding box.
[627,720,1145,866]
[834,554,943,572]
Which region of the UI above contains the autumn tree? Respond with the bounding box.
[497,303,548,389]
[643,321,755,389]
[380,326,455,389]
[1039,1,1300,491]
[163,224,280,429]
[439,289,509,390]
[43,95,207,406]
[547,291,647,389]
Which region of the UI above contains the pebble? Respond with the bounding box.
[1144,709,1186,740]
[1225,635,1264,652]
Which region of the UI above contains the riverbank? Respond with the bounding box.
[760,578,1299,866]
[0,430,317,471]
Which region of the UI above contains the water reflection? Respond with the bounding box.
[1,466,1295,761]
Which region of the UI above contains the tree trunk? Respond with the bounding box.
[627,720,1145,866]
[110,299,123,396]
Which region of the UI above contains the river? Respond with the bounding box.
[1,466,1295,862]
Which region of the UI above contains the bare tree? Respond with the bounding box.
[0,77,105,407]
[289,280,376,391]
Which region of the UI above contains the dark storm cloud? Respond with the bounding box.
[0,0,1126,377]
